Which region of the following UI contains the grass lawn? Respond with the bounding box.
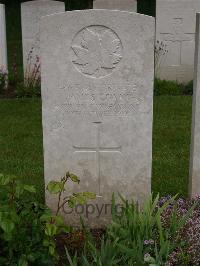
[0,99,44,202]
[0,96,192,202]
[152,96,192,197]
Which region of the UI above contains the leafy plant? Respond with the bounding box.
[0,171,96,265]
[66,194,198,266]
[0,174,52,265]
[47,172,96,214]
[154,78,182,96]
[66,238,121,266]
[43,172,96,258]
[105,194,175,265]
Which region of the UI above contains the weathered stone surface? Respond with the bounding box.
[41,10,154,227]
[0,4,7,71]
[93,0,137,12]
[190,13,200,197]
[21,0,65,74]
[156,0,200,82]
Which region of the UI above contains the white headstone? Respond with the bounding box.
[41,10,154,227]
[93,0,137,12]
[156,0,200,83]
[21,0,65,75]
[0,4,7,71]
[189,13,200,197]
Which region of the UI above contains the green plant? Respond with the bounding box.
[16,79,41,98]
[182,80,193,95]
[43,172,96,258]
[0,172,96,265]
[16,48,41,98]
[105,194,174,265]
[154,78,194,96]
[66,194,196,266]
[66,238,121,266]
[0,174,52,265]
[154,78,182,96]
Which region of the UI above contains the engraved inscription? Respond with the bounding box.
[57,83,146,117]
[73,122,121,195]
[71,25,123,78]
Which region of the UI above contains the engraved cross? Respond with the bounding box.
[160,18,194,65]
[73,122,121,195]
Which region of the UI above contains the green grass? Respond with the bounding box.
[153,96,192,197]
[0,96,192,202]
[0,99,44,202]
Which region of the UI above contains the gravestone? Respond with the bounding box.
[21,0,65,75]
[189,13,200,197]
[156,0,200,82]
[41,10,154,227]
[93,0,137,12]
[0,4,7,71]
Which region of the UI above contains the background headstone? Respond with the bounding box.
[41,10,154,227]
[21,0,65,75]
[156,0,200,83]
[93,0,137,12]
[0,4,7,71]
[189,13,200,197]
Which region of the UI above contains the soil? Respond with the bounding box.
[56,228,105,265]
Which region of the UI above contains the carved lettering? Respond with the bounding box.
[56,83,145,117]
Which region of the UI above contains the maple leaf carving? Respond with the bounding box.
[72,27,122,77]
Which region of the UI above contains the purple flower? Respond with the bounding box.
[144,239,154,245]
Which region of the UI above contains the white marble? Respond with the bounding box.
[41,10,154,227]
[21,0,65,75]
[93,0,137,12]
[0,4,7,71]
[189,13,200,197]
[156,0,200,82]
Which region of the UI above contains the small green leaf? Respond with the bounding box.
[47,181,64,194]
[61,225,71,233]
[0,174,13,186]
[27,254,36,262]
[68,196,77,208]
[23,185,36,193]
[0,219,15,233]
[43,239,51,247]
[49,245,55,256]
[74,194,87,205]
[70,174,80,183]
[54,215,64,226]
[144,255,156,264]
[40,213,52,222]
[18,257,28,266]
[83,192,96,199]
[15,184,25,198]
[45,223,58,236]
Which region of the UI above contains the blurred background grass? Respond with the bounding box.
[0,0,155,75]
